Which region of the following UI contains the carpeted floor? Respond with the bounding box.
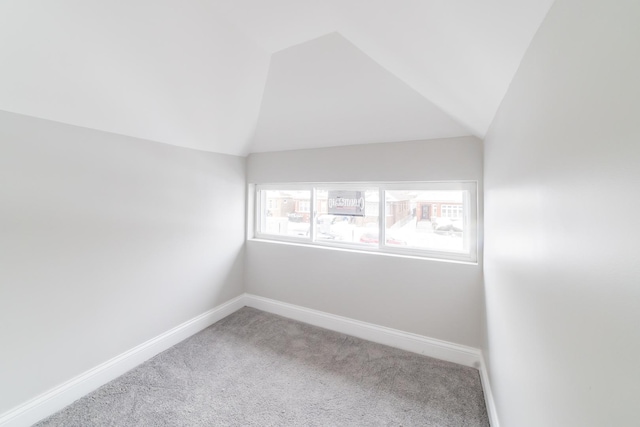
[35,307,489,426]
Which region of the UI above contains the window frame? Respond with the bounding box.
[252,181,478,263]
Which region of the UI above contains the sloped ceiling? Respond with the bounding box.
[251,33,471,153]
[0,0,555,156]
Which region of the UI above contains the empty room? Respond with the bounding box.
[1,0,639,426]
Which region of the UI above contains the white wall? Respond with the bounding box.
[0,111,246,414]
[247,137,485,347]
[483,1,640,426]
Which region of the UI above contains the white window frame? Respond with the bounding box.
[251,181,478,263]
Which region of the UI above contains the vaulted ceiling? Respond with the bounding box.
[0,0,554,156]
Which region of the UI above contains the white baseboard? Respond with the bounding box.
[243,294,482,368]
[479,355,500,427]
[244,294,500,425]
[0,295,246,427]
[2,293,499,427]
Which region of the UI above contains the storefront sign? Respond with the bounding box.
[327,190,365,216]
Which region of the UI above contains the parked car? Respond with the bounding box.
[299,228,341,240]
[432,217,464,234]
[316,231,341,240]
[288,212,305,222]
[316,214,351,224]
[316,214,338,224]
[359,231,407,246]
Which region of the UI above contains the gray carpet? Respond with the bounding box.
[35,307,489,426]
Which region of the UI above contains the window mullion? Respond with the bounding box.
[257,187,264,236]
[379,187,385,249]
[310,187,316,242]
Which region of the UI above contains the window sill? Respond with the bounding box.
[247,238,479,266]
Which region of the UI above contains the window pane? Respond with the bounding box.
[255,183,476,262]
[261,190,311,238]
[314,189,379,244]
[384,190,468,253]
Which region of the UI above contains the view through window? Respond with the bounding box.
[384,190,466,253]
[260,190,311,238]
[255,183,476,262]
[314,189,379,244]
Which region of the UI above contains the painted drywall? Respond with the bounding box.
[0,1,271,156]
[250,32,470,153]
[246,137,485,347]
[0,111,246,414]
[0,1,554,154]
[483,1,640,426]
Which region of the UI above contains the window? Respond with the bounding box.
[298,200,310,213]
[260,190,311,238]
[441,204,463,218]
[385,190,468,254]
[315,187,379,244]
[253,182,477,263]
